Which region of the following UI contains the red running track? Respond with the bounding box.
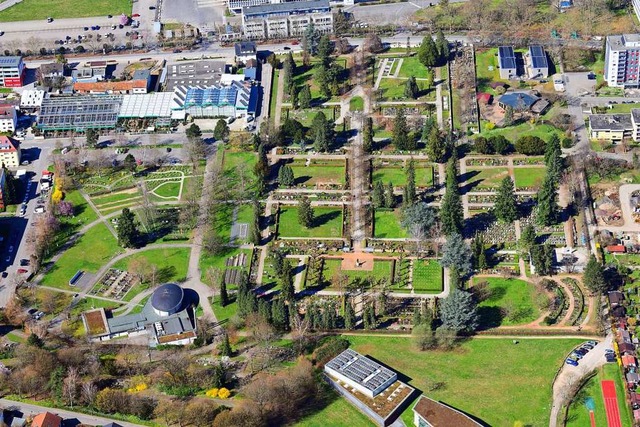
[602,380,622,427]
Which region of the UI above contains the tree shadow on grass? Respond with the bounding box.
[312,210,341,228]
[294,175,312,185]
[477,306,505,330]
[157,265,177,283]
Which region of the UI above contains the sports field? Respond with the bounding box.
[0,0,131,21]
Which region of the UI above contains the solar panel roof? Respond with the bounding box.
[529,45,548,69]
[325,349,396,392]
[498,46,516,70]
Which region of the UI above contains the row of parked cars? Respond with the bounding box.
[566,341,600,366]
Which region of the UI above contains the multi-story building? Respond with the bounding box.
[242,0,333,39]
[0,57,25,88]
[605,34,640,88]
[497,46,517,79]
[0,105,17,134]
[526,45,549,79]
[0,136,20,168]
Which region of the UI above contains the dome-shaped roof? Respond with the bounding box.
[151,283,184,313]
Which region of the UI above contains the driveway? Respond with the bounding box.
[549,333,613,427]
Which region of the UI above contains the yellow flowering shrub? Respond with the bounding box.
[51,187,63,203]
[217,388,231,399]
[205,388,219,398]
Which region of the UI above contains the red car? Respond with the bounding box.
[17,268,28,274]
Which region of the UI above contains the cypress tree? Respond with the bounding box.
[404,76,419,99]
[440,155,463,235]
[384,182,395,208]
[373,180,385,208]
[344,302,356,330]
[494,176,518,223]
[298,196,314,228]
[280,259,295,302]
[427,127,446,163]
[220,277,229,307]
[299,84,312,109]
[363,116,374,153]
[418,35,439,68]
[393,108,410,150]
[536,174,559,226]
[271,297,290,331]
[219,333,232,356]
[405,159,416,205]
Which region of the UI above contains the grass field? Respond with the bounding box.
[150,181,181,199]
[350,96,364,112]
[321,258,393,285]
[464,168,510,190]
[211,296,238,324]
[473,277,541,328]
[479,121,565,142]
[41,223,121,290]
[373,165,434,187]
[112,247,190,285]
[397,56,432,79]
[346,335,583,427]
[374,209,407,238]
[278,207,343,238]
[294,394,374,427]
[287,161,346,187]
[513,167,546,189]
[199,247,252,284]
[475,48,509,92]
[411,259,443,293]
[63,190,98,224]
[0,0,131,21]
[91,189,142,214]
[566,364,633,427]
[378,78,435,101]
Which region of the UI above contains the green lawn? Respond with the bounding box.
[600,103,640,114]
[475,48,508,92]
[150,181,181,199]
[350,96,364,112]
[221,151,258,195]
[478,121,565,142]
[112,247,190,285]
[91,190,142,212]
[346,336,583,427]
[41,223,121,290]
[63,190,98,224]
[464,168,510,189]
[211,296,238,324]
[320,258,393,286]
[566,364,633,427]
[374,209,407,238]
[278,207,343,238]
[411,259,443,293]
[513,167,546,189]
[397,56,432,79]
[70,296,122,317]
[294,394,374,427]
[0,0,131,21]
[378,78,435,101]
[373,165,434,187]
[473,277,541,328]
[287,162,346,187]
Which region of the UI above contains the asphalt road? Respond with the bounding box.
[0,398,145,427]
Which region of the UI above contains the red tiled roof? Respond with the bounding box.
[607,245,626,253]
[74,79,146,93]
[622,354,637,367]
[0,136,18,153]
[476,93,492,103]
[31,412,62,427]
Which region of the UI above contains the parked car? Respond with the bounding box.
[47,17,53,23]
[225,116,235,124]
[17,268,27,274]
[84,26,89,31]
[149,5,156,9]
[570,352,583,360]
[19,259,29,266]
[566,359,579,366]
[34,311,44,320]
[246,115,254,123]
[586,341,598,346]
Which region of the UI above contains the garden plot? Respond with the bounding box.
[313,257,394,288]
[473,277,542,328]
[410,259,443,293]
[200,248,253,286]
[224,252,249,285]
[463,168,510,191]
[277,206,343,238]
[91,189,142,214]
[286,159,346,189]
[374,209,407,238]
[89,268,140,301]
[513,167,546,190]
[373,161,434,188]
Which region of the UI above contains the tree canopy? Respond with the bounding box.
[439,288,479,334]
[440,232,473,277]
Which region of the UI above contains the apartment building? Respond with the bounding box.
[605,34,640,88]
[0,105,17,134]
[242,0,333,39]
[0,57,25,87]
[0,136,20,168]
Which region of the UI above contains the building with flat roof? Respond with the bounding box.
[74,79,149,95]
[82,283,198,347]
[172,80,259,119]
[0,136,20,168]
[589,113,633,142]
[0,57,24,87]
[0,105,17,134]
[161,60,227,91]
[605,34,640,88]
[412,396,482,427]
[325,349,397,398]
[497,46,517,79]
[527,45,549,79]
[20,89,47,110]
[37,95,122,132]
[119,92,177,125]
[242,0,333,39]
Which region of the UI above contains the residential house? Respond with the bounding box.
[31,412,61,427]
[497,91,550,114]
[235,41,258,63]
[0,105,17,134]
[244,58,260,81]
[132,69,153,92]
[37,62,64,85]
[605,35,640,88]
[606,245,626,254]
[619,342,635,354]
[627,372,640,387]
[588,114,633,142]
[412,396,482,427]
[0,136,20,167]
[622,354,637,368]
[160,60,228,91]
[497,46,517,79]
[526,45,549,79]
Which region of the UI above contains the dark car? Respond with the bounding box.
[587,72,596,80]
[107,14,112,18]
[605,354,616,363]
[19,259,29,266]
[574,349,587,356]
[84,26,89,31]
[566,359,579,366]
[47,17,53,23]
[149,5,156,9]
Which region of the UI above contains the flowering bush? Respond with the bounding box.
[205,388,219,398]
[217,388,231,399]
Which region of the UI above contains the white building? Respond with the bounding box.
[605,34,640,88]
[498,46,517,79]
[20,89,47,110]
[0,105,17,134]
[235,41,258,64]
[242,0,333,39]
[324,349,397,398]
[0,57,25,87]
